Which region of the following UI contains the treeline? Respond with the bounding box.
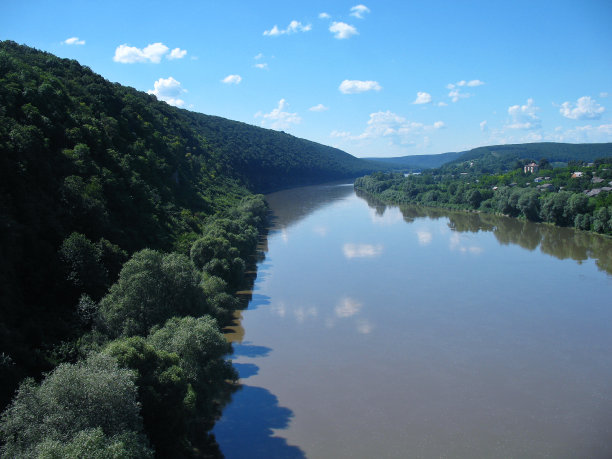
[1,195,268,457]
[355,158,612,235]
[0,40,275,456]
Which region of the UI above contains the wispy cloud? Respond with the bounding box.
[350,4,371,18]
[254,63,268,69]
[319,12,331,19]
[222,74,242,85]
[446,79,484,102]
[329,22,358,39]
[255,99,301,130]
[559,96,605,120]
[507,98,541,130]
[264,20,311,36]
[64,37,85,45]
[309,103,329,112]
[114,43,187,63]
[147,77,186,107]
[339,79,381,94]
[413,91,432,104]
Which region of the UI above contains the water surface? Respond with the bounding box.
[214,183,612,458]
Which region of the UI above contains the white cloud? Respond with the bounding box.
[147,77,186,107]
[438,101,448,107]
[114,42,170,63]
[480,120,488,132]
[350,4,371,18]
[413,91,432,104]
[319,12,331,19]
[339,79,381,94]
[434,121,445,129]
[559,96,605,120]
[330,130,352,138]
[64,37,85,45]
[309,103,329,112]
[222,74,242,85]
[550,123,612,143]
[446,79,484,102]
[448,88,470,103]
[264,20,311,36]
[343,243,383,259]
[167,48,187,60]
[255,99,301,130]
[329,22,358,39]
[335,297,362,318]
[254,63,268,69]
[254,53,264,60]
[507,98,541,130]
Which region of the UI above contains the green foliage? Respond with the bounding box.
[103,337,190,456]
[34,428,153,459]
[0,353,150,458]
[98,249,207,338]
[356,158,612,235]
[147,316,237,428]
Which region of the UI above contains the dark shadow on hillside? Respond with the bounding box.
[213,385,305,459]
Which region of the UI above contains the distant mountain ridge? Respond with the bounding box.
[368,142,612,172]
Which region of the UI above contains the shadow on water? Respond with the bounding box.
[232,362,259,379]
[213,385,306,459]
[232,342,273,358]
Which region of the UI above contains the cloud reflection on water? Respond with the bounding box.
[343,243,383,259]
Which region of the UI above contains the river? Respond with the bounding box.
[213,182,612,459]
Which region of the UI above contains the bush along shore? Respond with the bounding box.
[1,195,269,458]
[355,158,612,236]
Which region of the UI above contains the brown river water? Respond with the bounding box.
[213,182,612,458]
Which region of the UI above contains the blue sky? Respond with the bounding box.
[2,0,612,157]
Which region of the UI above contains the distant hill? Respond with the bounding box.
[440,142,612,174]
[367,143,612,173]
[364,151,464,170]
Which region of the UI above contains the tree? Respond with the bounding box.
[0,353,151,458]
[98,249,207,337]
[517,189,541,221]
[103,337,190,456]
[147,316,236,428]
[59,232,107,300]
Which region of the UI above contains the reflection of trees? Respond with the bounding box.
[267,182,354,229]
[356,193,612,275]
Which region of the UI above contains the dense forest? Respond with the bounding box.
[355,154,612,235]
[0,40,384,457]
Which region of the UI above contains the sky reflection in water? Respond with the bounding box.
[215,183,612,459]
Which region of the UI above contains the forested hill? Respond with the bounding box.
[440,142,612,174]
[364,151,463,170]
[369,143,612,173]
[183,111,382,191]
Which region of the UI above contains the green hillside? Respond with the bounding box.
[442,142,612,174]
[364,151,463,170]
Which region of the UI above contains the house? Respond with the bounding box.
[534,177,544,183]
[571,171,584,178]
[524,163,539,174]
[592,177,604,184]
